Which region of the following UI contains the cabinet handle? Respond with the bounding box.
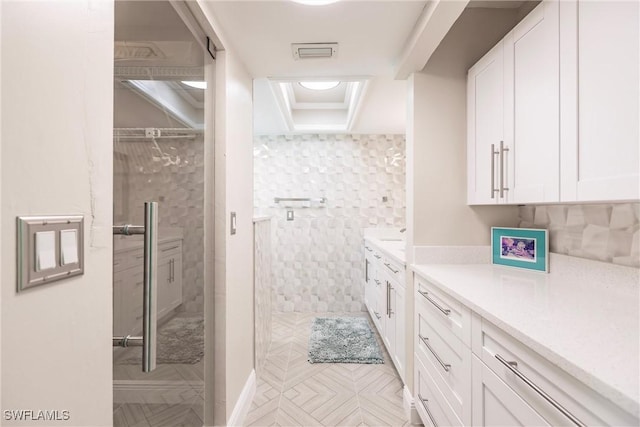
[418,394,439,427]
[374,311,381,320]
[495,354,586,427]
[490,143,499,199]
[418,290,451,316]
[374,279,381,286]
[387,282,391,317]
[419,335,451,372]
[374,254,382,260]
[365,246,372,252]
[161,245,179,252]
[499,141,509,198]
[365,259,369,283]
[384,262,399,274]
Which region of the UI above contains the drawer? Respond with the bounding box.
[416,309,471,424]
[477,319,638,426]
[382,255,406,286]
[415,354,463,427]
[415,274,471,346]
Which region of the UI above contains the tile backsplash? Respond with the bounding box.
[519,203,640,268]
[114,135,205,313]
[254,134,406,312]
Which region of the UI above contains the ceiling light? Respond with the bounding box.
[181,81,207,89]
[291,0,340,5]
[299,81,340,91]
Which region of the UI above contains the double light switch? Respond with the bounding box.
[18,215,84,292]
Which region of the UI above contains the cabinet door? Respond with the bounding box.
[560,0,640,201]
[467,42,504,205]
[504,0,560,203]
[472,355,550,426]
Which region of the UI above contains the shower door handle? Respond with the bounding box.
[112,201,158,373]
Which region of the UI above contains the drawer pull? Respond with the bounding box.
[418,394,439,427]
[374,279,381,286]
[365,246,372,252]
[384,262,399,274]
[495,354,586,427]
[374,254,382,259]
[373,311,381,320]
[418,290,451,316]
[161,245,180,252]
[419,335,451,372]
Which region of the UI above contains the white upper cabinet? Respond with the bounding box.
[468,0,639,205]
[560,0,640,202]
[504,0,560,203]
[467,42,505,204]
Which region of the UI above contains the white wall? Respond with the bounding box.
[213,50,256,425]
[1,2,114,425]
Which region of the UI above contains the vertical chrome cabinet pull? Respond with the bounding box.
[419,335,451,372]
[365,259,369,283]
[418,290,451,316]
[112,201,158,373]
[418,394,439,427]
[499,141,509,198]
[490,143,499,199]
[495,354,586,427]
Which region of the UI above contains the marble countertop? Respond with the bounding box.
[412,255,640,418]
[364,236,406,265]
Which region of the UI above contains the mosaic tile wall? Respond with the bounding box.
[254,219,272,376]
[254,134,406,312]
[114,136,205,313]
[519,203,640,268]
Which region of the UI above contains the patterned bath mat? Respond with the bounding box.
[308,317,384,364]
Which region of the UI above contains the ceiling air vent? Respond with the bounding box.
[291,43,338,60]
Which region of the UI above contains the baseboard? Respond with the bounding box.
[403,385,421,425]
[227,369,256,427]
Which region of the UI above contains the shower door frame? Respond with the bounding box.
[111,2,219,425]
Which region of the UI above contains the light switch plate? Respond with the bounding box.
[17,215,84,293]
[230,212,237,235]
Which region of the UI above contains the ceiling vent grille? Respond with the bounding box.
[292,43,338,60]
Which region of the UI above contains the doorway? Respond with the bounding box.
[112,2,210,425]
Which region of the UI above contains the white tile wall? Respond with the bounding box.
[254,219,272,375]
[114,136,205,313]
[254,134,406,312]
[519,203,640,268]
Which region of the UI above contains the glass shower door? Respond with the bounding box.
[112,2,207,425]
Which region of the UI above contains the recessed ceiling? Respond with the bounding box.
[203,1,428,78]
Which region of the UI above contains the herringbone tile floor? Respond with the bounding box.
[246,312,410,427]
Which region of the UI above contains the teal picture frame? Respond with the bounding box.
[491,227,549,273]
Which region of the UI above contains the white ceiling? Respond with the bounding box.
[206,1,428,79]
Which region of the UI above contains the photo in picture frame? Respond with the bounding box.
[491,227,549,273]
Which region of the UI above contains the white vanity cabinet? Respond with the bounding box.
[363,238,406,381]
[468,0,639,204]
[114,238,183,336]
[412,266,639,427]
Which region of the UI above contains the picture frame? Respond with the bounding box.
[491,227,549,273]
